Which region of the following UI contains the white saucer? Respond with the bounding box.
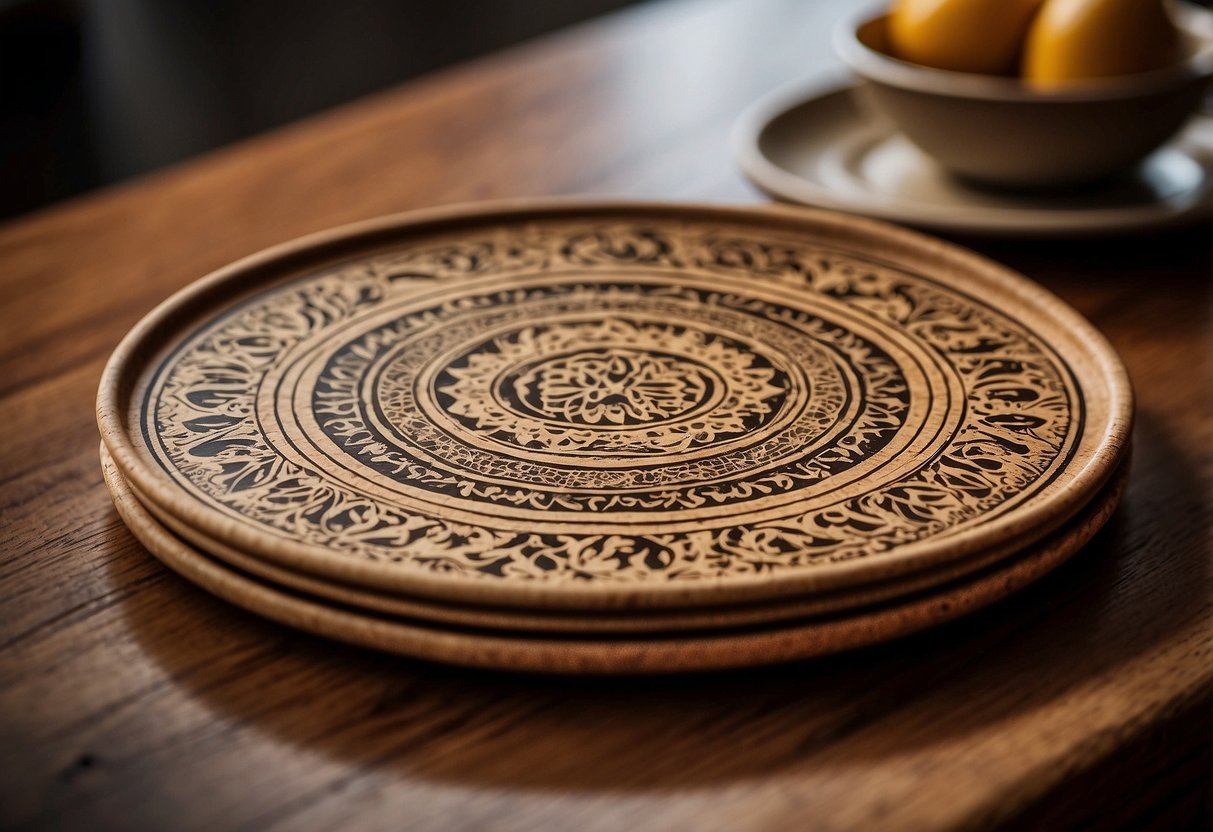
[733,80,1213,237]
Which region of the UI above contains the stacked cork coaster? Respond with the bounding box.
[97,202,1132,673]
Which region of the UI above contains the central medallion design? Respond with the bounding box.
[432,319,787,455]
[511,348,711,426]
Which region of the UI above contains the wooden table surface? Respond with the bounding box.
[2,0,1210,829]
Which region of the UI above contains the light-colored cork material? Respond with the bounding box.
[98,201,1132,611]
[102,444,1126,674]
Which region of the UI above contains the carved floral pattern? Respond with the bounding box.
[431,318,787,454]
[143,221,1079,582]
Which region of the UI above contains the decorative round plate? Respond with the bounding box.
[98,201,1132,610]
[102,445,1125,673]
[733,81,1213,237]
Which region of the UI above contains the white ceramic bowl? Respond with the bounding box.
[834,3,1213,188]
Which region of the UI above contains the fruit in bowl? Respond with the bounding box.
[835,0,1213,188]
[888,0,1047,75]
[1022,0,1183,84]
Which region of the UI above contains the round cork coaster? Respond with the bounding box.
[102,444,1125,673]
[98,201,1132,611]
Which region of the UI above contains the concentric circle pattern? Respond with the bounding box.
[127,213,1100,592]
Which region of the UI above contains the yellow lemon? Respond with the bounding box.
[1023,0,1183,85]
[887,0,1047,75]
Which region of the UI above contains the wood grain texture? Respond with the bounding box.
[0,0,1209,829]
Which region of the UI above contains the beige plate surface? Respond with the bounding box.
[103,446,1124,673]
[98,200,1132,610]
[129,457,1129,634]
[733,81,1213,237]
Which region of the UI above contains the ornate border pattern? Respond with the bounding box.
[144,222,1079,582]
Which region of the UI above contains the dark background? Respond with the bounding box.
[0,0,641,220]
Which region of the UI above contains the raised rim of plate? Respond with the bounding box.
[732,78,1213,237]
[123,447,1129,633]
[97,198,1133,610]
[101,439,1127,674]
